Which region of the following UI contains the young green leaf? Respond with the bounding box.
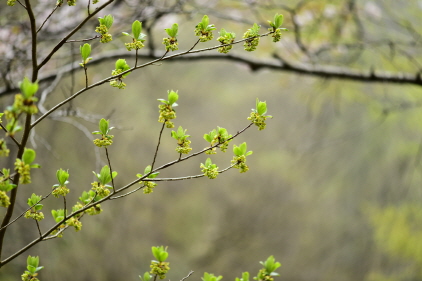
[80,43,91,61]
[22,148,36,165]
[257,101,267,115]
[151,246,168,262]
[99,118,110,135]
[99,15,114,29]
[168,90,179,105]
[140,272,152,281]
[19,77,39,98]
[274,14,283,28]
[56,169,69,186]
[51,209,66,222]
[165,23,178,38]
[132,20,142,40]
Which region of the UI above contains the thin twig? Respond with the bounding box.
[187,38,201,52]
[151,123,166,170]
[66,36,101,43]
[35,220,42,237]
[0,124,20,147]
[0,188,56,232]
[37,4,59,33]
[105,147,115,192]
[180,271,194,281]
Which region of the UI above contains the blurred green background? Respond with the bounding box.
[1,1,422,281]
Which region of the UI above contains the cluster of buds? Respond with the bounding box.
[24,209,44,221]
[52,185,70,198]
[14,159,31,184]
[243,23,260,52]
[247,112,269,131]
[21,271,40,281]
[158,104,176,128]
[162,37,178,51]
[110,69,127,89]
[85,204,103,215]
[93,134,114,147]
[255,269,275,281]
[7,0,16,6]
[194,15,216,42]
[217,28,236,54]
[0,169,14,208]
[125,40,144,51]
[176,139,192,154]
[200,158,219,179]
[91,182,111,197]
[95,15,114,43]
[95,25,112,43]
[0,191,10,208]
[0,139,9,157]
[150,261,170,279]
[270,28,282,43]
[12,94,38,115]
[66,217,82,231]
[67,0,76,6]
[142,181,157,194]
[231,155,249,173]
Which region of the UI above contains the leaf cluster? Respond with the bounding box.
[93,165,117,186]
[27,194,43,211]
[151,246,169,262]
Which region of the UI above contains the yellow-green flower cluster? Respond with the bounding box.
[109,69,128,89]
[7,0,16,6]
[52,185,70,198]
[158,104,176,128]
[109,79,126,89]
[269,27,282,42]
[231,155,249,173]
[66,217,82,231]
[0,139,9,157]
[205,147,217,155]
[150,261,170,279]
[21,272,39,281]
[85,204,103,215]
[243,36,259,52]
[247,112,269,130]
[195,29,213,42]
[217,42,234,54]
[51,225,65,238]
[93,134,114,147]
[200,164,219,179]
[162,38,178,51]
[243,24,260,52]
[0,191,10,207]
[217,32,235,54]
[25,210,44,221]
[93,0,99,3]
[256,269,274,281]
[125,40,144,51]
[14,159,31,184]
[176,139,192,154]
[67,0,76,5]
[142,181,157,194]
[13,94,38,115]
[91,182,110,197]
[95,25,112,43]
